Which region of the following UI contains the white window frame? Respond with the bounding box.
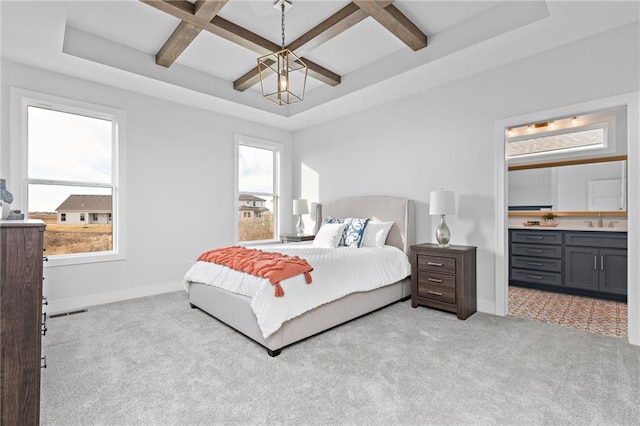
[11,88,127,266]
[234,134,281,245]
[507,113,618,166]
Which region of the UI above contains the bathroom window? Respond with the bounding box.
[508,123,606,159]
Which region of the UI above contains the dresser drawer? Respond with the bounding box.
[417,254,456,274]
[511,230,562,245]
[511,243,562,259]
[511,268,563,287]
[416,271,455,303]
[510,256,562,273]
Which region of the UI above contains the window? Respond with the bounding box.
[235,135,281,243]
[16,90,125,263]
[506,110,621,161]
[508,125,606,158]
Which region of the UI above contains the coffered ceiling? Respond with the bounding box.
[1,1,639,130]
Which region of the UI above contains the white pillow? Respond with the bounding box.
[362,221,394,247]
[312,223,348,248]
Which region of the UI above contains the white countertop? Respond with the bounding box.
[509,225,626,232]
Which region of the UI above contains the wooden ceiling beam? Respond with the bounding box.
[286,1,392,57]
[234,61,340,92]
[156,0,229,67]
[141,0,279,55]
[353,0,427,51]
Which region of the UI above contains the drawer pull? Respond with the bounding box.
[526,249,544,253]
[594,256,597,270]
[526,274,545,280]
[601,255,604,271]
[427,262,443,267]
[427,278,443,283]
[427,290,443,296]
[526,236,544,240]
[526,261,544,266]
[41,312,47,336]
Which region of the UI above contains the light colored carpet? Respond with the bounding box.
[41,291,640,425]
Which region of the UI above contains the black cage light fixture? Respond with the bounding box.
[257,0,308,106]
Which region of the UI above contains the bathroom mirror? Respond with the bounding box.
[508,156,627,213]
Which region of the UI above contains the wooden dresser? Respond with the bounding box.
[410,243,477,320]
[1,220,45,425]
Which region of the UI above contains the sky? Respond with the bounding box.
[238,144,274,194]
[27,106,113,212]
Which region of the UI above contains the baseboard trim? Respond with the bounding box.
[46,281,184,315]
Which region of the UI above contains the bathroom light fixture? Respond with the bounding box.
[429,190,456,247]
[293,199,309,235]
[257,0,308,106]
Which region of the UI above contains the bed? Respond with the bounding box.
[185,195,415,356]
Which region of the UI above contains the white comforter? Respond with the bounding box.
[183,243,411,338]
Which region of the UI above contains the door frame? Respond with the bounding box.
[495,91,640,345]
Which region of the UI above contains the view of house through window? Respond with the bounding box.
[237,140,280,242]
[26,104,116,256]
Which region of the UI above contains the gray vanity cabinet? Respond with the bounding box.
[510,229,627,299]
[564,232,627,296]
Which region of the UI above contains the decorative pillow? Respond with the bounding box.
[312,223,348,248]
[340,218,370,248]
[321,216,343,225]
[362,221,394,248]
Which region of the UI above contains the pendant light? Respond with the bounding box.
[257,0,308,106]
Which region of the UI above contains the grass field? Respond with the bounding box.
[30,213,112,255]
[239,219,274,241]
[29,214,271,254]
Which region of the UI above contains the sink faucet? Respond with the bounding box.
[597,213,603,228]
[584,221,593,228]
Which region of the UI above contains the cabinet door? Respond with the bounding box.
[564,246,598,291]
[599,248,627,295]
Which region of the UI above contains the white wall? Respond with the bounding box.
[0,60,293,313]
[293,23,640,313]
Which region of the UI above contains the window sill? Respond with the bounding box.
[44,251,126,268]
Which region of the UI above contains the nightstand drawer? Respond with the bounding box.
[417,254,456,274]
[417,271,455,303]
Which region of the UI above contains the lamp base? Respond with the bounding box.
[435,215,451,247]
[296,215,305,236]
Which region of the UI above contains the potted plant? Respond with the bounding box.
[542,212,556,225]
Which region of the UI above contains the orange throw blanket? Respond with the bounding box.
[197,246,313,297]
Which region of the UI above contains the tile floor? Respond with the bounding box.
[509,286,627,339]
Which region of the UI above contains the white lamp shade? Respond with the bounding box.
[429,190,456,215]
[292,199,309,215]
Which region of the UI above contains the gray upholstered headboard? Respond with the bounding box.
[311,196,415,255]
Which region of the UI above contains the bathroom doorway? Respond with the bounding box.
[495,92,639,345]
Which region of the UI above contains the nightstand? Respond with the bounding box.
[280,234,315,243]
[410,243,477,319]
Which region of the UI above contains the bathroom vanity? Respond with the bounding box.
[509,227,627,301]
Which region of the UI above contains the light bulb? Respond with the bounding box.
[279,71,288,91]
